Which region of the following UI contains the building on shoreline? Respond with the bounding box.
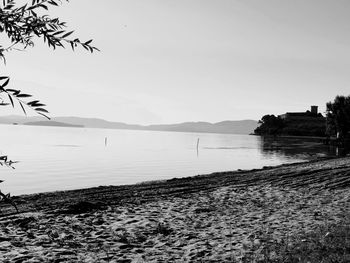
[255,106,326,137]
[277,106,326,137]
[279,106,324,121]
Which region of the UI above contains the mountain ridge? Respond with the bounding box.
[0,115,258,135]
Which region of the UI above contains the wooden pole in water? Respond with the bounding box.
[196,138,200,156]
[105,137,107,146]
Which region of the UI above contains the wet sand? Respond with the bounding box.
[1,157,350,262]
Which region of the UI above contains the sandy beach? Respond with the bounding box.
[1,156,350,262]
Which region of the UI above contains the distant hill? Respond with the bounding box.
[0,115,258,135]
[146,120,258,134]
[0,115,43,124]
[23,121,84,128]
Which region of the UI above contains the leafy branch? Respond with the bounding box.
[0,191,18,212]
[0,0,99,62]
[0,0,99,117]
[0,76,50,118]
[0,0,99,213]
[0,155,17,169]
[0,156,18,212]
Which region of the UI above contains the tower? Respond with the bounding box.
[311,105,318,115]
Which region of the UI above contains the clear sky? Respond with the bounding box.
[1,0,350,124]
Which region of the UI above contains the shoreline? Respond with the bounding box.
[1,156,350,262]
[0,156,345,215]
[250,133,327,140]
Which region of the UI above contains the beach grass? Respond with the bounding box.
[240,219,350,263]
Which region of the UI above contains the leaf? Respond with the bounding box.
[32,103,46,107]
[12,90,20,96]
[7,94,14,107]
[35,107,49,113]
[1,78,9,88]
[48,0,58,6]
[16,94,32,98]
[5,89,18,93]
[27,100,39,106]
[39,3,48,10]
[19,101,27,115]
[61,31,74,38]
[37,112,50,120]
[70,41,74,51]
[52,30,64,36]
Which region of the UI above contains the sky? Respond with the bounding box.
[1,0,350,124]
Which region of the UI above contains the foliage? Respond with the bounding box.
[0,0,98,211]
[0,154,16,168]
[326,95,350,139]
[0,190,18,212]
[255,113,326,137]
[0,0,98,118]
[280,119,326,137]
[254,114,285,135]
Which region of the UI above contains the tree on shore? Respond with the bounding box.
[0,0,98,208]
[254,114,285,135]
[326,95,350,140]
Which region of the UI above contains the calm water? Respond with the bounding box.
[0,125,336,195]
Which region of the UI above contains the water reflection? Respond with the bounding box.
[257,136,339,160]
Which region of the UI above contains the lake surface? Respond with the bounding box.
[0,125,337,195]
